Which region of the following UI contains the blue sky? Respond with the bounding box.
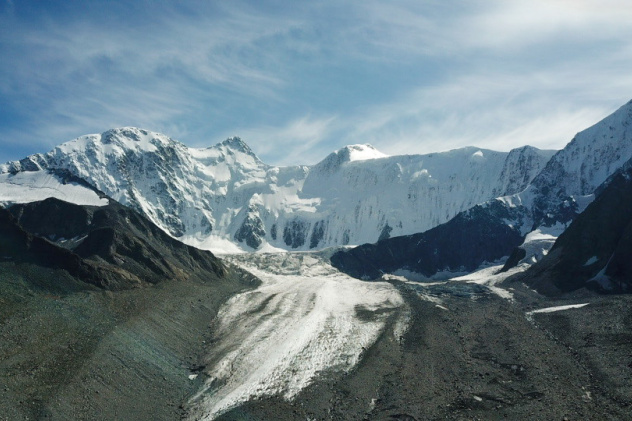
[1,0,631,166]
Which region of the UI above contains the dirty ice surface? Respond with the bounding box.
[187,252,407,420]
[452,264,528,300]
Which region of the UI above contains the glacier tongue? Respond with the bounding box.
[186,252,407,420]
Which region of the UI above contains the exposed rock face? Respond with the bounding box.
[331,200,524,280]
[283,219,309,249]
[0,206,90,282]
[6,197,226,290]
[309,220,326,249]
[234,206,266,249]
[515,167,632,295]
[378,222,392,241]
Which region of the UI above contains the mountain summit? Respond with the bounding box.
[317,144,388,168]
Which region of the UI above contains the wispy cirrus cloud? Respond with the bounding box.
[0,1,302,154]
[224,115,339,166]
[339,67,632,157]
[302,0,632,157]
[1,0,631,165]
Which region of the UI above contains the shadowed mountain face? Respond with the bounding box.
[515,167,632,296]
[330,200,525,280]
[5,197,226,290]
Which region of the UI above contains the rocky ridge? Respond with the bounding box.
[6,197,226,290]
[512,165,632,295]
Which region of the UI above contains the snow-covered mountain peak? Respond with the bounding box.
[188,137,267,183]
[101,127,172,147]
[1,125,555,253]
[58,127,179,155]
[218,136,259,159]
[343,144,389,162]
[311,144,388,175]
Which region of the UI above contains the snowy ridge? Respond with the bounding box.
[532,100,632,197]
[340,144,389,161]
[501,100,632,223]
[299,146,553,251]
[0,128,553,253]
[468,100,632,270]
[0,171,108,207]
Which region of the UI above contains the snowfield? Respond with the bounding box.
[187,252,408,420]
[0,171,108,207]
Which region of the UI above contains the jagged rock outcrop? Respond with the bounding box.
[234,206,266,249]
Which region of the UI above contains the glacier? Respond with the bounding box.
[185,252,407,420]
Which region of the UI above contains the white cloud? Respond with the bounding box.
[1,0,632,166]
[336,64,632,157]
[0,4,293,97]
[224,115,338,166]
[349,0,632,57]
[467,0,632,49]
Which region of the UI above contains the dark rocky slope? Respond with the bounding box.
[218,281,632,420]
[511,167,632,296]
[331,200,525,280]
[0,198,257,420]
[7,197,226,289]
